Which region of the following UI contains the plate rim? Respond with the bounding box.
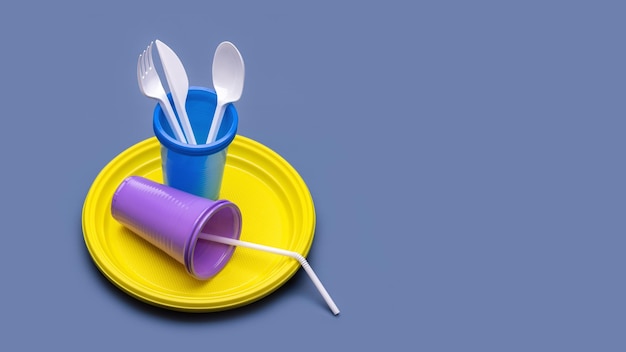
[82,135,316,312]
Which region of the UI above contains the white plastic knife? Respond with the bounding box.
[155,39,197,144]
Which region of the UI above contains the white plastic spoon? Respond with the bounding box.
[205,41,245,144]
[199,233,340,315]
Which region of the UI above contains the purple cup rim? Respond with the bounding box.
[184,200,242,279]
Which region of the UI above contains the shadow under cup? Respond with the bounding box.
[153,87,238,200]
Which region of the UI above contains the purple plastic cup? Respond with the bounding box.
[110,176,242,280]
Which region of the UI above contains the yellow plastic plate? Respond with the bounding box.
[82,135,315,312]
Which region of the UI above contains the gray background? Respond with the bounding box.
[1,0,624,350]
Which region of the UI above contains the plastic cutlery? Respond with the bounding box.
[155,39,197,144]
[137,42,187,143]
[205,41,245,144]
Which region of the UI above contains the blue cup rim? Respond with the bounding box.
[153,86,238,155]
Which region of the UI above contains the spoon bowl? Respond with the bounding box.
[205,41,245,144]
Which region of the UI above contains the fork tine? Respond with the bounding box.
[137,52,143,76]
[145,43,151,67]
[139,49,144,76]
[147,41,155,71]
[137,55,144,94]
[141,49,148,77]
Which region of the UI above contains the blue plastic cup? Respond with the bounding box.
[153,86,238,200]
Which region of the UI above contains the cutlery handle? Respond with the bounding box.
[205,102,227,144]
[159,99,187,143]
[172,98,197,145]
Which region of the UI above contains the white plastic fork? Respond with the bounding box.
[137,41,187,143]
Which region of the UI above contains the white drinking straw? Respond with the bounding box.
[199,233,340,315]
